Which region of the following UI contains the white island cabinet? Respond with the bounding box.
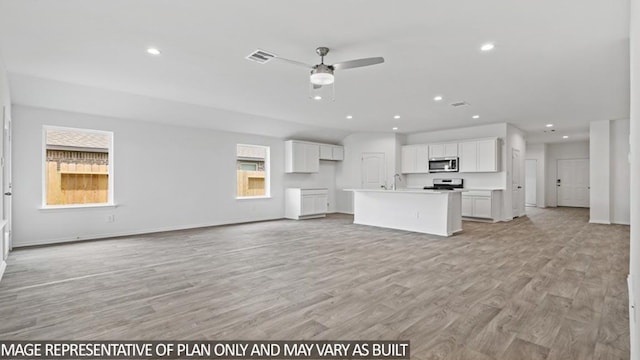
[345,189,463,237]
[285,188,328,220]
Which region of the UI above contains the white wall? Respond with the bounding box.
[335,132,399,213]
[590,120,611,223]
[545,141,590,207]
[525,143,547,207]
[0,53,9,278]
[505,124,527,218]
[629,0,639,357]
[589,119,630,224]
[611,119,631,224]
[12,105,337,247]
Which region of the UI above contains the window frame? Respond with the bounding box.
[41,125,115,209]
[235,144,270,200]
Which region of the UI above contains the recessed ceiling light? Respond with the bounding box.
[433,96,443,101]
[563,135,569,139]
[146,47,161,55]
[313,95,322,100]
[546,124,554,127]
[392,127,398,131]
[346,115,353,119]
[393,115,401,119]
[472,115,480,119]
[480,43,495,52]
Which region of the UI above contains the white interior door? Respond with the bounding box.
[512,149,523,217]
[557,159,589,207]
[361,152,386,189]
[525,159,537,206]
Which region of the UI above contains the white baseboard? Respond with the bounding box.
[589,219,612,225]
[0,260,6,283]
[13,217,284,248]
[613,221,631,226]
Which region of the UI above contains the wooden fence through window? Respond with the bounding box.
[46,162,109,205]
[236,170,265,197]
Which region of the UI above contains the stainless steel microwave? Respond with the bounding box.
[428,157,459,172]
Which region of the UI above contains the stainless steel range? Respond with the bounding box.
[423,178,464,190]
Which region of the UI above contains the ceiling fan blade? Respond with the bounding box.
[274,56,315,69]
[332,57,384,70]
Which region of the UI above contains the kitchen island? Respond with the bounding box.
[345,189,463,237]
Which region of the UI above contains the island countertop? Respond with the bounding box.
[344,188,465,194]
[345,188,463,236]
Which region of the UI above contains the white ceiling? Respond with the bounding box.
[0,0,630,143]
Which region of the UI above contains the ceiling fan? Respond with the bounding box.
[246,47,385,88]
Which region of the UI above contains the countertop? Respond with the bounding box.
[344,188,465,194]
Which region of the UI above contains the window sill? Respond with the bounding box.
[39,203,118,211]
[235,196,272,200]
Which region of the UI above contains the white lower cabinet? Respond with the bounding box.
[461,190,502,221]
[285,188,328,220]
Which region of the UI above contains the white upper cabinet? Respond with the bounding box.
[319,144,344,161]
[458,141,478,172]
[476,139,498,172]
[319,144,332,160]
[458,138,499,173]
[444,143,458,157]
[331,146,344,161]
[285,140,319,173]
[429,144,444,158]
[286,140,343,173]
[429,143,458,158]
[401,145,429,173]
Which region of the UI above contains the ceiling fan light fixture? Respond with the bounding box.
[310,65,335,85]
[310,72,334,85]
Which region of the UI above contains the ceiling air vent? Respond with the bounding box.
[246,49,276,64]
[450,101,469,107]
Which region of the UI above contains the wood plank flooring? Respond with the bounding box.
[0,207,630,359]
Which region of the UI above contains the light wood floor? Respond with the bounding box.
[0,207,630,360]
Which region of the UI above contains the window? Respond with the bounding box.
[43,126,114,207]
[236,144,269,198]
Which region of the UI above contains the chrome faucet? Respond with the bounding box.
[393,173,402,190]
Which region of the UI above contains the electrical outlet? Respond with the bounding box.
[106,214,115,223]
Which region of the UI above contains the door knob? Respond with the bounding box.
[4,192,11,196]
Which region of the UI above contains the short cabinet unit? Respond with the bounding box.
[401,145,429,173]
[319,144,344,161]
[285,188,329,220]
[429,143,458,158]
[461,190,502,221]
